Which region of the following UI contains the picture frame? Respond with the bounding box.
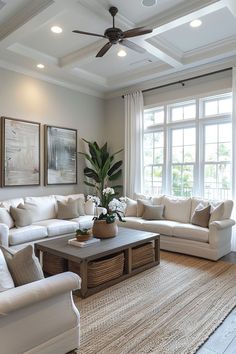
[44,125,77,185]
[1,117,41,187]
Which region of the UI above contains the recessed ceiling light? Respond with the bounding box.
[37,64,45,69]
[117,49,127,57]
[142,0,157,7]
[190,19,202,28]
[51,26,63,34]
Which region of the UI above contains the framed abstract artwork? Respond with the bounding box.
[1,117,41,187]
[44,125,77,185]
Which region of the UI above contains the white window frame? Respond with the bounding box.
[143,91,232,198]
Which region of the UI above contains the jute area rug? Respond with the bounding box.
[75,251,236,354]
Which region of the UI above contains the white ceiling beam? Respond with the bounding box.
[8,43,58,66]
[59,40,106,68]
[0,0,54,43]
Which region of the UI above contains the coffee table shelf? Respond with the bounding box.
[35,227,160,298]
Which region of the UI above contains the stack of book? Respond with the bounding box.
[68,238,100,248]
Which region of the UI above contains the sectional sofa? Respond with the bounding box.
[118,195,235,261]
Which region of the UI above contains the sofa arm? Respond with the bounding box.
[0,223,9,247]
[0,271,81,316]
[209,219,235,230]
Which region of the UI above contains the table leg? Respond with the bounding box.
[154,237,160,263]
[79,260,88,298]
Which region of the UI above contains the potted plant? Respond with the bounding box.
[91,187,126,239]
[79,139,123,201]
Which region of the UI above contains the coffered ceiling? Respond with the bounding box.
[0,0,236,97]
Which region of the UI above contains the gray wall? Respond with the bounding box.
[0,67,105,200]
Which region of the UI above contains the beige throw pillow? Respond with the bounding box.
[10,204,33,227]
[0,249,15,292]
[0,207,14,229]
[125,198,137,217]
[1,245,44,286]
[142,205,164,220]
[191,204,211,228]
[57,198,79,219]
[137,199,152,217]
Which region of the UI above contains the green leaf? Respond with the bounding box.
[112,148,123,157]
[84,181,96,188]
[108,169,122,181]
[84,167,100,182]
[112,184,123,189]
[108,160,122,176]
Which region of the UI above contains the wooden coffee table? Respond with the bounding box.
[35,227,160,298]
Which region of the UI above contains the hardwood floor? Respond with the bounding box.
[196,252,236,354]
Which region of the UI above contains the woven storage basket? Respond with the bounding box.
[43,252,67,275]
[88,252,124,288]
[132,242,154,270]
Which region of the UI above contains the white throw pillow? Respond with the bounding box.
[209,203,225,223]
[0,207,14,229]
[0,249,15,292]
[24,196,57,221]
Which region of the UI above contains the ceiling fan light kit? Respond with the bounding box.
[117,49,127,57]
[142,0,157,7]
[73,6,153,57]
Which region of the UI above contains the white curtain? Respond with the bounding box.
[231,67,236,250]
[124,91,144,198]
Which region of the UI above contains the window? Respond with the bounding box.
[171,127,196,197]
[143,92,232,199]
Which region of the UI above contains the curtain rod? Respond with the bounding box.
[122,67,232,98]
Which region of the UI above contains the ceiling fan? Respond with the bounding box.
[72,6,153,57]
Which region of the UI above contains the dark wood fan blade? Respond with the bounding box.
[72,30,106,38]
[120,39,146,54]
[96,42,112,57]
[123,27,153,38]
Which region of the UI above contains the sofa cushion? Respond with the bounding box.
[0,198,24,211]
[173,224,209,243]
[33,219,78,237]
[0,207,14,229]
[143,220,179,236]
[191,205,211,228]
[9,225,48,246]
[152,195,163,205]
[71,215,94,229]
[0,249,15,292]
[55,193,85,202]
[10,204,33,228]
[1,245,44,286]
[24,196,57,221]
[142,205,164,220]
[162,196,191,223]
[57,199,79,219]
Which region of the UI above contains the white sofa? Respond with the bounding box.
[119,195,235,261]
[0,271,81,354]
[0,194,96,250]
